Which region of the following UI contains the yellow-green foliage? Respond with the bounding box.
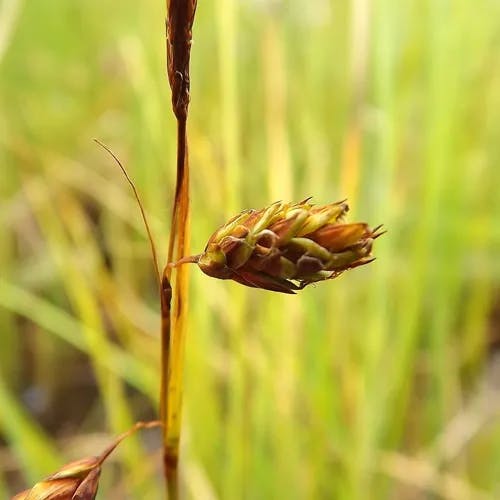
[1,0,499,498]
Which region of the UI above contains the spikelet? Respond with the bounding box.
[176,199,384,294]
[12,457,101,500]
[12,421,161,500]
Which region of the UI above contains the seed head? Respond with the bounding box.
[185,198,384,294]
[13,457,101,500]
[13,421,161,500]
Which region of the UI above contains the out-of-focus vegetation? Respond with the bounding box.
[1,0,499,498]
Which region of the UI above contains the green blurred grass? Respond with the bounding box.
[1,0,500,498]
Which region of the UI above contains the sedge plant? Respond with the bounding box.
[13,1,384,499]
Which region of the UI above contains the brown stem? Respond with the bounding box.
[162,1,197,498]
[97,420,162,466]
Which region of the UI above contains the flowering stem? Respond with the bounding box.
[161,118,190,498]
[162,1,197,497]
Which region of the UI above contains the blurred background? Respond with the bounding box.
[1,0,499,498]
